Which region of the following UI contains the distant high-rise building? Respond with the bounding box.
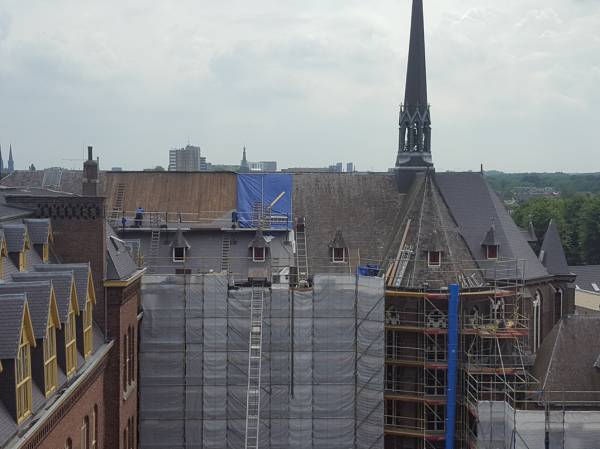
[346,162,354,173]
[249,161,277,172]
[168,145,207,171]
[8,144,14,173]
[327,162,343,172]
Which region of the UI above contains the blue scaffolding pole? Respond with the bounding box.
[445,283,460,449]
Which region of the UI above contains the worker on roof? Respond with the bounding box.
[135,206,144,228]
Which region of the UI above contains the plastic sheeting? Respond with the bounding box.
[477,401,600,449]
[236,174,292,229]
[139,273,384,449]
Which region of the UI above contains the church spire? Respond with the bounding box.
[239,146,250,173]
[0,144,3,174]
[396,0,433,169]
[8,144,14,173]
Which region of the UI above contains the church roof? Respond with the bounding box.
[539,220,572,277]
[481,223,499,246]
[404,0,428,111]
[435,172,549,281]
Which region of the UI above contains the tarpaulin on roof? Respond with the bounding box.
[236,174,292,229]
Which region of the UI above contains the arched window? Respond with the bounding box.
[92,405,98,449]
[81,416,90,449]
[554,286,564,323]
[65,437,72,449]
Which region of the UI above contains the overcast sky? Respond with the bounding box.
[0,0,599,172]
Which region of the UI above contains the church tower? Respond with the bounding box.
[395,0,433,172]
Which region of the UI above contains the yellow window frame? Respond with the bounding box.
[43,324,58,396]
[15,332,32,423]
[65,306,78,376]
[83,298,94,358]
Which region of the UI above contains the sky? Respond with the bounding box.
[0,0,599,172]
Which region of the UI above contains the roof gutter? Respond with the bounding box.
[103,267,146,288]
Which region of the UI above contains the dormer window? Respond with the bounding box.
[16,330,32,423]
[253,246,265,262]
[428,251,441,267]
[486,245,499,260]
[173,247,186,262]
[332,247,346,263]
[44,322,58,396]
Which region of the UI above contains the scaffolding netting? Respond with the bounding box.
[139,273,384,449]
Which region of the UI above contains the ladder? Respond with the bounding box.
[244,285,265,449]
[394,245,414,288]
[109,183,126,225]
[221,234,231,273]
[295,217,309,287]
[148,215,161,271]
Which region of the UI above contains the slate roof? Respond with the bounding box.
[171,227,191,249]
[533,315,600,404]
[481,223,499,246]
[248,229,268,248]
[0,282,53,338]
[539,220,572,277]
[328,230,347,249]
[435,172,549,281]
[11,272,75,322]
[106,227,140,281]
[23,219,51,245]
[0,294,27,359]
[34,264,91,311]
[1,224,28,253]
[569,265,600,293]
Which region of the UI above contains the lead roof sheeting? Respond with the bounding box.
[435,172,549,280]
[23,219,50,245]
[11,272,74,322]
[106,226,139,280]
[34,264,90,311]
[0,281,52,338]
[2,224,27,253]
[0,293,26,359]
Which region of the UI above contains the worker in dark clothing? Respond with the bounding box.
[121,215,127,231]
[135,206,145,227]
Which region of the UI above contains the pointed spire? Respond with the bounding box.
[0,144,3,174]
[396,0,433,169]
[404,0,428,111]
[8,144,14,173]
[540,220,570,276]
[240,146,250,172]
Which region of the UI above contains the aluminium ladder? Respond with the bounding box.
[109,183,126,225]
[295,217,309,287]
[221,234,231,273]
[244,285,265,449]
[148,215,161,272]
[393,245,414,288]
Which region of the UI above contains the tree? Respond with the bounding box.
[579,196,600,264]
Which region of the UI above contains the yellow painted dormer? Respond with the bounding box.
[83,270,97,359]
[65,281,80,377]
[16,302,36,424]
[44,288,62,397]
[0,239,7,279]
[42,225,54,263]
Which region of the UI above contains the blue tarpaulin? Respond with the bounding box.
[236,174,292,229]
[357,264,380,277]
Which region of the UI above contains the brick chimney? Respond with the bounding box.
[82,146,99,196]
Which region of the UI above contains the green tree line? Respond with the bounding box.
[512,195,600,265]
[486,171,600,199]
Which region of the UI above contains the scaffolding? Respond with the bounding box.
[383,258,530,449]
[138,273,384,449]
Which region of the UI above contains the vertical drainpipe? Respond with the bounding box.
[445,283,460,449]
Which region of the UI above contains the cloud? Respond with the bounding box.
[0,0,599,172]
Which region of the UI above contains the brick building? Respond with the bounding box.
[0,149,143,449]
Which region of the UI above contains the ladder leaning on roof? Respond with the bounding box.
[295,217,309,287]
[244,284,265,449]
[109,183,126,225]
[148,215,161,272]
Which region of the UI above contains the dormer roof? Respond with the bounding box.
[0,294,35,359]
[23,219,52,245]
[34,263,95,310]
[2,224,29,253]
[328,230,347,249]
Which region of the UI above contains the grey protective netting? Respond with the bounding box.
[477,401,600,449]
[139,273,384,449]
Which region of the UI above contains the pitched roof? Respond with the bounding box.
[481,223,500,246]
[0,282,53,338]
[171,227,190,249]
[248,228,267,248]
[533,315,600,404]
[1,224,28,252]
[23,219,51,245]
[539,220,572,276]
[34,263,92,310]
[106,227,139,281]
[0,294,27,359]
[435,172,549,281]
[569,265,600,293]
[11,272,76,322]
[328,230,347,248]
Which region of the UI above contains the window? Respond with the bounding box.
[428,251,441,267]
[44,323,58,396]
[486,244,498,260]
[252,247,265,262]
[92,405,98,449]
[15,330,32,423]
[532,292,542,352]
[332,247,345,263]
[19,251,26,271]
[129,326,135,386]
[65,305,78,376]
[172,247,186,262]
[83,297,94,358]
[554,287,563,323]
[123,326,135,393]
[65,438,72,449]
[42,243,49,262]
[81,416,90,449]
[123,331,129,393]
